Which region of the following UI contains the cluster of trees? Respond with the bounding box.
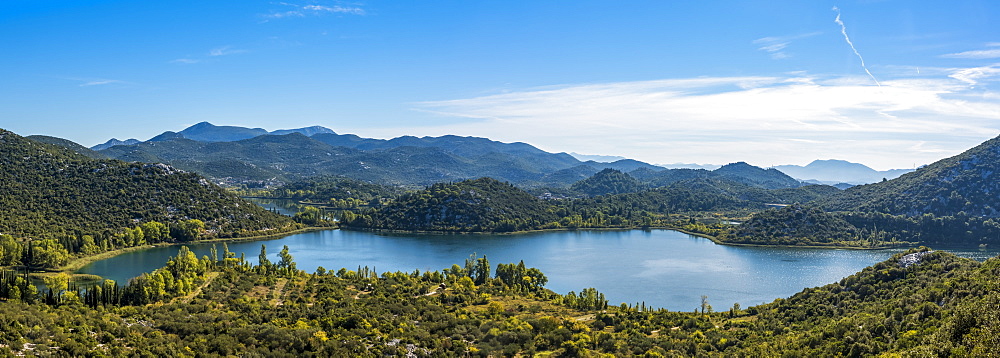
[342,178,559,232]
[259,176,402,206]
[718,204,869,246]
[0,219,212,270]
[0,129,301,270]
[2,247,998,356]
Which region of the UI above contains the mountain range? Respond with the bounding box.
[773,159,913,185]
[78,122,818,191]
[80,122,932,190]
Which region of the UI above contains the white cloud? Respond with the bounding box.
[408,73,1000,170]
[753,32,820,60]
[942,49,1000,59]
[170,58,200,64]
[263,2,365,19]
[949,64,1000,85]
[209,46,247,57]
[942,43,1000,59]
[69,78,125,87]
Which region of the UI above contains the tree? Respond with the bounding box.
[277,245,296,274]
[43,272,70,294]
[258,245,272,272]
[170,219,205,241]
[0,234,21,266]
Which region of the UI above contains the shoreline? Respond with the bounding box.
[33,225,912,283]
[54,226,332,276]
[343,226,910,250]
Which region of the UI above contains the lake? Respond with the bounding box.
[75,228,1000,311]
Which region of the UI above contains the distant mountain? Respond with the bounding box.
[0,128,292,239]
[174,122,268,142]
[582,159,665,172]
[92,137,140,150]
[630,167,713,187]
[631,162,801,190]
[773,159,913,185]
[818,134,1000,217]
[568,152,627,163]
[26,135,106,159]
[270,125,335,137]
[98,133,587,187]
[714,162,802,189]
[659,162,721,170]
[100,122,340,146]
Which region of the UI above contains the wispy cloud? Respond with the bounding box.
[65,77,126,87]
[408,72,1000,170]
[208,46,247,57]
[942,43,1000,59]
[950,64,1000,86]
[263,2,365,19]
[170,46,246,65]
[753,32,821,60]
[833,6,881,87]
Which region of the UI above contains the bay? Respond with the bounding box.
[77,228,997,311]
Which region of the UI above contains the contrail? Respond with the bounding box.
[833,6,881,87]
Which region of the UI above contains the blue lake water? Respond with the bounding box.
[76,228,998,311]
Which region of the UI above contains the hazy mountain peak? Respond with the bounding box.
[773,159,913,185]
[91,137,141,150]
[569,152,628,163]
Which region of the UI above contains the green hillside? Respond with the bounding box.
[0,129,295,268]
[819,134,1000,217]
[0,247,998,356]
[344,178,558,232]
[718,204,863,246]
[569,168,646,196]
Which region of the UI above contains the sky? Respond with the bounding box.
[2,1,999,170]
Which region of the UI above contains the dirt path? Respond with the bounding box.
[271,278,288,306]
[172,272,220,304]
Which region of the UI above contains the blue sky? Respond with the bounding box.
[2,1,999,170]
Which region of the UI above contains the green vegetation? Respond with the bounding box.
[718,204,879,247]
[0,247,997,356]
[0,129,296,270]
[569,168,646,197]
[341,176,840,235]
[343,178,559,232]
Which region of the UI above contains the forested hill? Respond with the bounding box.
[569,168,645,196]
[342,178,559,232]
[0,129,292,239]
[817,133,1000,217]
[718,204,862,246]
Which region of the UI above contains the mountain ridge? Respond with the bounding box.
[774,159,913,185]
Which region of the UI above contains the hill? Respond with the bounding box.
[718,204,863,246]
[774,159,913,184]
[0,128,293,247]
[818,134,1000,218]
[25,135,106,159]
[569,168,645,197]
[91,138,140,151]
[713,161,801,189]
[344,177,559,232]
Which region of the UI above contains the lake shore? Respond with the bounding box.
[53,226,332,277]
[343,225,907,250]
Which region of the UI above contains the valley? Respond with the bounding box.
[2,124,1000,356]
